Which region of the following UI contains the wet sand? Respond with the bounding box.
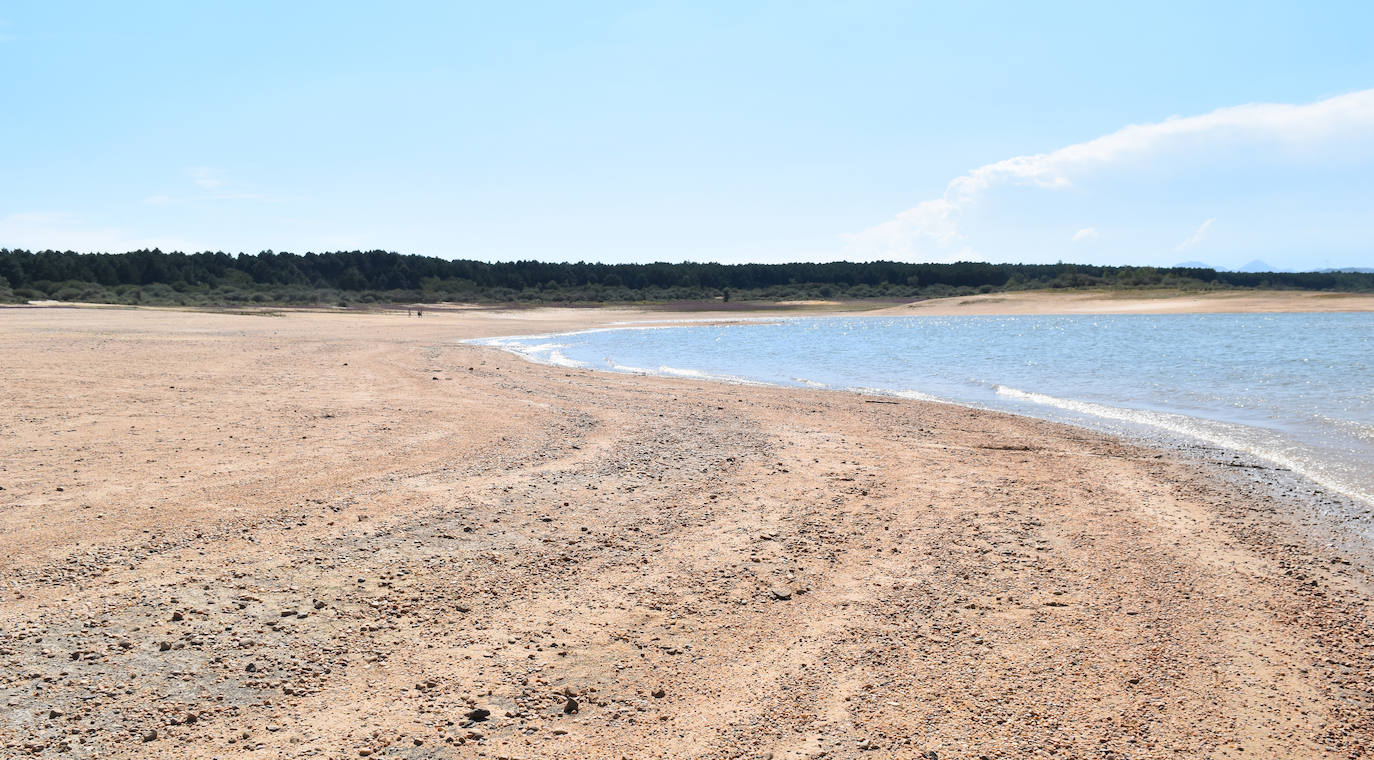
[1,302,1371,759]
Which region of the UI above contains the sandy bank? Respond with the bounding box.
[882,289,1374,315]
[0,305,1370,759]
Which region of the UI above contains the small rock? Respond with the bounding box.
[158,641,171,652]
[651,688,666,699]
[563,696,579,715]
[466,708,490,722]
[170,612,183,622]
[769,587,792,601]
[141,728,158,742]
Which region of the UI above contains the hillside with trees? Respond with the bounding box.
[1,248,1370,307]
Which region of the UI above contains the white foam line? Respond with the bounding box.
[655,365,772,386]
[996,385,1373,508]
[606,316,792,326]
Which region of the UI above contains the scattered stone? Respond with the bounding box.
[769,587,792,601]
[563,696,579,714]
[651,688,666,699]
[141,728,158,742]
[170,611,183,622]
[466,707,490,722]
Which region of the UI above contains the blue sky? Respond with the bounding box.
[2,1,1372,269]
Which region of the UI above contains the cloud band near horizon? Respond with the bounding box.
[845,88,1374,262]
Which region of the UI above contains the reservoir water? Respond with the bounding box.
[473,313,1374,512]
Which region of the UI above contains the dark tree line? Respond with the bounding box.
[1,248,1370,306]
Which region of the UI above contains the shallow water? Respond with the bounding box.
[473,313,1374,511]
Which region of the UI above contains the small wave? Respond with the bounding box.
[1317,415,1374,442]
[996,385,1373,507]
[890,389,944,403]
[841,387,944,403]
[606,316,790,326]
[653,365,770,386]
[544,350,587,368]
[794,378,828,388]
[467,337,587,368]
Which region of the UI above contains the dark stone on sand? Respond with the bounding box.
[466,708,490,722]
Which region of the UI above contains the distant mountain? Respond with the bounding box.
[1318,267,1374,273]
[1173,261,1216,269]
[1236,259,1279,273]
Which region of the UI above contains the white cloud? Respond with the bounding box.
[846,88,1374,260]
[1175,218,1215,251]
[1072,227,1099,243]
[845,198,965,258]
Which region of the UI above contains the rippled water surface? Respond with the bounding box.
[475,314,1374,509]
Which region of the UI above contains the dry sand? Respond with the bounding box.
[0,299,1371,759]
[885,289,1374,315]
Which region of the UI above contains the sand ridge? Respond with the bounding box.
[0,304,1370,759]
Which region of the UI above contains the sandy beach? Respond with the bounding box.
[1,296,1371,759]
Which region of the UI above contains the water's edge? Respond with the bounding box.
[465,322,1374,574]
